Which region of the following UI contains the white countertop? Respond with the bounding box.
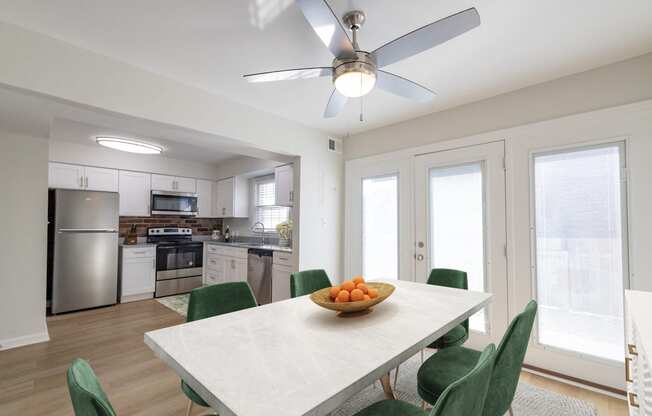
[204,240,293,253]
[144,280,491,416]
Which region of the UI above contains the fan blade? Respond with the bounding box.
[324,89,348,118]
[373,8,480,68]
[296,0,355,58]
[376,70,435,103]
[244,67,332,83]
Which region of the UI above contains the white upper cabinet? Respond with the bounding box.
[49,162,84,189]
[119,171,151,216]
[151,174,196,193]
[196,179,215,218]
[85,166,119,192]
[275,164,294,207]
[214,176,248,218]
[48,163,118,192]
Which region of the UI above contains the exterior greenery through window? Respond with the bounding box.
[255,176,290,232]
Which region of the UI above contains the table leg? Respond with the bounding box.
[379,373,396,400]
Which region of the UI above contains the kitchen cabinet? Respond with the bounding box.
[275,164,294,207]
[151,174,196,193]
[272,251,295,302]
[214,176,248,218]
[85,167,119,192]
[119,171,151,216]
[203,244,248,285]
[196,179,215,218]
[626,290,652,415]
[120,246,156,302]
[49,162,118,192]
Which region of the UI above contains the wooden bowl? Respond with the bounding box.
[309,282,395,315]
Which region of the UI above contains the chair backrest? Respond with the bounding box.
[430,344,497,416]
[290,269,331,298]
[67,358,116,416]
[187,282,257,322]
[427,268,469,332]
[482,300,538,416]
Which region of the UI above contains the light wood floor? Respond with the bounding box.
[0,300,628,416]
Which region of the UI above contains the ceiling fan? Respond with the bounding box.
[243,0,481,118]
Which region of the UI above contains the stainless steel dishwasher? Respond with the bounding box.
[247,249,273,305]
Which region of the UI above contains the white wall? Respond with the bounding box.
[0,131,49,349]
[345,53,652,159]
[0,21,343,280]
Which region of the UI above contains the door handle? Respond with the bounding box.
[416,254,424,261]
[629,392,640,408]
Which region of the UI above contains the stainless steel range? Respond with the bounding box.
[148,227,203,297]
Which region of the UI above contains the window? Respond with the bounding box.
[533,143,627,362]
[429,162,486,332]
[255,176,290,231]
[362,175,398,280]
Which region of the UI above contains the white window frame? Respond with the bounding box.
[254,175,290,233]
[528,140,630,365]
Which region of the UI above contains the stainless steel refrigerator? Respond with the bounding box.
[51,189,119,314]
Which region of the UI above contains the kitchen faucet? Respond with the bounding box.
[251,221,266,245]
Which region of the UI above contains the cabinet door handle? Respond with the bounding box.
[132,251,147,255]
[85,176,88,188]
[628,344,639,356]
[629,392,640,408]
[289,190,293,202]
[79,176,84,188]
[626,357,633,383]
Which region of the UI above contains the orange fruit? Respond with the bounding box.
[356,283,369,294]
[336,290,350,303]
[350,288,364,302]
[341,280,355,292]
[329,286,341,299]
[363,294,371,301]
[353,276,365,285]
[368,288,379,299]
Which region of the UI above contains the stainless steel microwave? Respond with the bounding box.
[151,191,198,216]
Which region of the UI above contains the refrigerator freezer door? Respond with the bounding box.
[55,189,119,229]
[52,231,118,313]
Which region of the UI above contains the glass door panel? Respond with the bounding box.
[362,175,399,280]
[533,144,627,362]
[429,163,486,332]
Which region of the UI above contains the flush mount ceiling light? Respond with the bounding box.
[96,137,163,154]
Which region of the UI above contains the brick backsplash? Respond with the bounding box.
[119,216,222,237]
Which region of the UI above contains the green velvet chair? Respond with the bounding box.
[427,268,469,349]
[417,300,538,416]
[67,358,116,416]
[182,282,258,415]
[354,344,497,416]
[290,269,332,297]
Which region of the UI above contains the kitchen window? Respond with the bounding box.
[255,176,290,231]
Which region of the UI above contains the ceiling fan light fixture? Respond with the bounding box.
[333,58,377,98]
[96,137,163,154]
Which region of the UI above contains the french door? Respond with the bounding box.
[414,141,509,347]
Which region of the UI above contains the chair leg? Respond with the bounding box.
[420,349,424,363]
[421,400,427,410]
[393,365,399,388]
[185,400,193,416]
[508,406,514,416]
[379,373,396,400]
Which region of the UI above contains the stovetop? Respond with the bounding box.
[146,227,201,246]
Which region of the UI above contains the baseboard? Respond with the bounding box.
[0,331,50,351]
[522,364,626,400]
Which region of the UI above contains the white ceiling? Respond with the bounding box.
[0,0,650,136]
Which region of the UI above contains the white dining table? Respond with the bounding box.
[144,279,492,416]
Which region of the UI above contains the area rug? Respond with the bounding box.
[156,297,597,416]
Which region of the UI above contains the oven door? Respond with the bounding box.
[156,243,203,280]
[151,191,198,216]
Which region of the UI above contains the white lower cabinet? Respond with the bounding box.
[272,264,293,302]
[120,246,156,302]
[626,290,652,415]
[203,244,247,285]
